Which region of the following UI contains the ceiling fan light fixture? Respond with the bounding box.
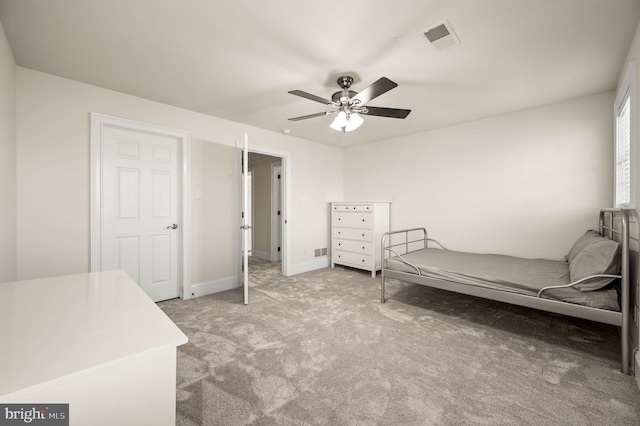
[289,75,410,127]
[330,112,364,132]
[345,113,364,131]
[330,111,347,131]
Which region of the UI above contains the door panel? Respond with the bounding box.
[241,136,249,304]
[117,236,140,283]
[118,168,139,219]
[152,171,171,217]
[101,125,180,302]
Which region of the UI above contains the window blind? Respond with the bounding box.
[616,94,631,206]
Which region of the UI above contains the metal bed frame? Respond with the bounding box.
[380,209,631,375]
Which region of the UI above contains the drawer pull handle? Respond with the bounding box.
[362,219,365,222]
[362,234,365,237]
[362,247,365,250]
[362,259,365,262]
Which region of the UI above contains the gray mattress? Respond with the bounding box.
[385,248,620,311]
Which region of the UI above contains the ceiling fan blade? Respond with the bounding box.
[288,111,332,121]
[352,77,398,105]
[363,106,411,119]
[288,90,332,105]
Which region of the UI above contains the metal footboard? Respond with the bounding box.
[381,228,427,304]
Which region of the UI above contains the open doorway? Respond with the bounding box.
[238,139,291,304]
[248,152,282,270]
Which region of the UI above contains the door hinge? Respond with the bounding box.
[278,247,281,252]
[278,174,281,179]
[277,210,281,215]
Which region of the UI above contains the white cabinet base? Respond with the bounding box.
[0,270,188,426]
[2,347,179,426]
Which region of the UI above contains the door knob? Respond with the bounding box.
[166,224,179,230]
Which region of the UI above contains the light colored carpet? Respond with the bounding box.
[159,259,640,425]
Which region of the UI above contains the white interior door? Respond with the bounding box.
[241,135,250,304]
[246,170,253,256]
[100,125,181,302]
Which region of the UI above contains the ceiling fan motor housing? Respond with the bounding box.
[333,76,357,104]
[332,90,357,104]
[337,75,354,89]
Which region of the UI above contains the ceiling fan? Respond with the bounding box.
[288,76,411,132]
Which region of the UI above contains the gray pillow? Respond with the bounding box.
[566,230,603,264]
[569,239,620,291]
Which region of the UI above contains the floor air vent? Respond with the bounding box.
[315,248,328,257]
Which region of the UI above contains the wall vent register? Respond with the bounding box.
[330,202,391,277]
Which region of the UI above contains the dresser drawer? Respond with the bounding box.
[332,204,373,212]
[333,250,371,267]
[332,228,372,241]
[334,239,372,254]
[333,212,372,229]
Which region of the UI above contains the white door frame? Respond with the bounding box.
[270,162,282,262]
[236,140,291,277]
[90,113,192,299]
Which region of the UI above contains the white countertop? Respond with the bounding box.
[0,270,188,397]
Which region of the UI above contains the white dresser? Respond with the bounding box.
[331,201,391,277]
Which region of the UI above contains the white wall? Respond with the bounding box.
[0,20,16,283]
[344,92,614,260]
[12,63,618,285]
[16,67,343,283]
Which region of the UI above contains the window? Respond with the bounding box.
[615,62,635,208]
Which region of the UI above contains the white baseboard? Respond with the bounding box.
[251,250,270,261]
[287,257,330,276]
[189,276,238,298]
[188,258,329,297]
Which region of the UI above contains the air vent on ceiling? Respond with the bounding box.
[424,20,460,51]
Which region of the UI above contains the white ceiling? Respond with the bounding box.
[1,0,639,147]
